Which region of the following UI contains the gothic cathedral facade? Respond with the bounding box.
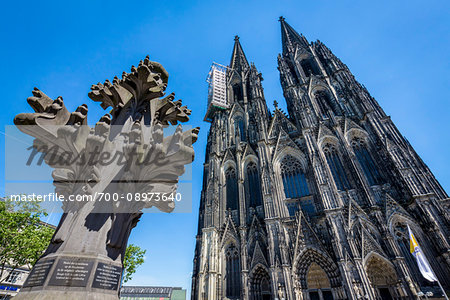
[191,17,449,300]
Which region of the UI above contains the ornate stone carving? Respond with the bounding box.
[14,56,198,299]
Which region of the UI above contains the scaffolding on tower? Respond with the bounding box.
[204,62,229,122]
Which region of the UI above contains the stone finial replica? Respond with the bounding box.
[13,56,198,299]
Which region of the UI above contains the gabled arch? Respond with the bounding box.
[309,83,342,117]
[306,262,331,289]
[249,263,270,278]
[221,149,236,171]
[228,102,245,120]
[308,80,330,97]
[222,234,240,252]
[268,109,297,139]
[249,264,271,300]
[273,145,308,173]
[295,46,313,61]
[292,248,342,289]
[228,69,243,84]
[241,153,259,177]
[351,217,381,241]
[221,215,240,249]
[247,216,268,252]
[387,213,417,236]
[364,251,398,286]
[222,159,237,173]
[344,118,368,143]
[317,124,339,150]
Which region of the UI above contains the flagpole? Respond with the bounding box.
[408,225,448,300]
[433,274,448,300]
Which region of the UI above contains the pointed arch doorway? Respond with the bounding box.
[306,262,334,300]
[249,265,272,300]
[365,253,399,300]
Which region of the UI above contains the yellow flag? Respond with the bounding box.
[408,225,437,282]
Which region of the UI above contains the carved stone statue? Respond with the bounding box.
[13,56,198,299]
[277,283,286,300]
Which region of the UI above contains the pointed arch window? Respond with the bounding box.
[393,223,432,287]
[225,244,241,298]
[286,60,299,84]
[351,138,382,186]
[323,145,351,191]
[225,167,238,210]
[280,155,310,199]
[245,162,262,207]
[234,117,246,142]
[232,83,243,102]
[246,80,253,99]
[300,58,319,77]
[315,91,331,118]
[315,90,341,117]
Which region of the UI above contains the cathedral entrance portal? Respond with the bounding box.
[306,263,334,300]
[249,266,272,300]
[365,253,399,300]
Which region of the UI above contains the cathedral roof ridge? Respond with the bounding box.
[344,117,363,133]
[242,143,257,159]
[384,193,410,222]
[360,225,387,259]
[294,211,328,255]
[317,123,336,144]
[220,213,240,246]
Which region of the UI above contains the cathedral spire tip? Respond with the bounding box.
[280,17,309,54]
[230,35,249,73]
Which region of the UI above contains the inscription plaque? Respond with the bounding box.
[48,258,93,287]
[92,263,122,290]
[23,259,55,288]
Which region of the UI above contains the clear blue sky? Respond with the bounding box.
[1,0,449,297]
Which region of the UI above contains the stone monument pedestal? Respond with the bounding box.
[16,254,122,300]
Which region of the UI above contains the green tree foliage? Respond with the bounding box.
[0,198,54,283]
[122,244,146,283]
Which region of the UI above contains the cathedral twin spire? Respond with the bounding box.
[193,16,450,300]
[279,16,310,54]
[231,17,307,70]
[230,35,249,74]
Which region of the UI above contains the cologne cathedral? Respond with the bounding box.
[191,17,449,300]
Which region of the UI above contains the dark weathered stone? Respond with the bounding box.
[191,18,450,300]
